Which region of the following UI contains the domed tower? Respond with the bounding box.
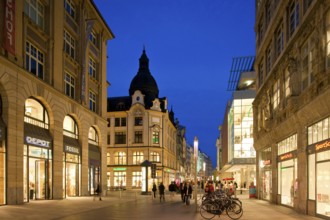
[129,49,159,108]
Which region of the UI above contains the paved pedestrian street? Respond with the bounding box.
[0,192,322,220]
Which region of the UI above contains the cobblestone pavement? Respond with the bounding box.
[0,192,323,220]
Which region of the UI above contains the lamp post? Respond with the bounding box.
[194,136,198,212]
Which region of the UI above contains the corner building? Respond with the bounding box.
[106,50,177,191]
[0,0,114,204]
[254,0,330,218]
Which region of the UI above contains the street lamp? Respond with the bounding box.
[194,136,198,212]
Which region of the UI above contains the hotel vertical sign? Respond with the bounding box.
[4,0,15,55]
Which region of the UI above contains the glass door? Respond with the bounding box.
[35,160,46,200]
[66,163,79,196]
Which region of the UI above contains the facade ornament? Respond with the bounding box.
[288,57,300,96]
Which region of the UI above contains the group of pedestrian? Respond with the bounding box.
[180,181,193,205]
[152,182,165,202]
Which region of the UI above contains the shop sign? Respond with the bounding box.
[4,0,15,55]
[26,136,51,148]
[315,140,330,152]
[279,152,293,161]
[113,167,126,171]
[65,145,79,154]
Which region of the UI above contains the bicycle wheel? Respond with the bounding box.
[200,202,217,220]
[226,201,243,220]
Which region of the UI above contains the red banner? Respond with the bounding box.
[4,0,15,55]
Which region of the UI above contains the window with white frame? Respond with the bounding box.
[134,131,143,143]
[64,72,75,99]
[88,127,98,145]
[89,90,96,112]
[301,37,314,91]
[24,98,49,129]
[64,0,75,19]
[64,30,75,59]
[24,0,44,29]
[115,118,126,127]
[25,42,44,79]
[289,0,300,37]
[152,131,159,144]
[308,117,330,145]
[132,172,142,187]
[133,151,144,165]
[89,57,97,80]
[114,172,126,186]
[272,79,280,110]
[150,151,160,162]
[114,152,126,165]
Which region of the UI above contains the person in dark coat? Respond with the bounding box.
[183,182,193,205]
[180,182,185,202]
[152,182,157,198]
[94,184,102,201]
[158,182,165,202]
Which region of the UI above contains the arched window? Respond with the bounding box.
[114,152,126,165]
[24,98,49,129]
[88,127,99,145]
[133,151,144,165]
[63,115,78,139]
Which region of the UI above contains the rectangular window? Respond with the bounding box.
[150,152,160,162]
[134,131,143,143]
[275,23,284,58]
[266,43,272,75]
[278,134,297,155]
[64,30,75,59]
[301,37,314,90]
[132,172,142,187]
[115,132,126,144]
[25,42,44,79]
[258,17,264,46]
[272,79,280,110]
[64,0,75,19]
[258,59,264,87]
[107,134,110,145]
[115,118,126,127]
[89,57,97,80]
[308,117,330,145]
[133,152,144,165]
[152,131,159,144]
[64,72,75,98]
[289,0,300,37]
[115,152,126,165]
[284,69,291,98]
[114,171,126,186]
[135,117,143,126]
[89,90,96,112]
[89,30,97,46]
[24,0,44,29]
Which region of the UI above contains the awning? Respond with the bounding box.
[89,144,100,166]
[63,135,80,154]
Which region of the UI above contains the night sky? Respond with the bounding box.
[93,0,256,168]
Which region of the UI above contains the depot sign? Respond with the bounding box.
[4,0,15,55]
[26,136,51,148]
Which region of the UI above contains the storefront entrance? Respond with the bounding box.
[65,162,79,196]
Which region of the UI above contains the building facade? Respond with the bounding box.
[106,50,177,192]
[254,0,330,218]
[0,0,114,204]
[218,57,256,189]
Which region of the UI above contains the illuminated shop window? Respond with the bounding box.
[133,151,144,165]
[114,172,126,187]
[114,152,126,165]
[277,134,297,155]
[24,98,49,129]
[132,172,142,187]
[63,115,78,139]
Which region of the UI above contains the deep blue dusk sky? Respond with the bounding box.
[94,0,256,168]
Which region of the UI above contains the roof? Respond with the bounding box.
[227,56,255,91]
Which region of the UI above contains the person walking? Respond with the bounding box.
[169,181,176,200]
[158,182,165,202]
[152,182,157,198]
[94,184,102,201]
[180,182,185,202]
[184,182,193,206]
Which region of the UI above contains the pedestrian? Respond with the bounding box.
[169,181,176,200]
[184,182,193,206]
[94,184,102,201]
[180,182,185,202]
[152,182,157,198]
[158,182,165,202]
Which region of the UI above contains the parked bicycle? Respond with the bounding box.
[200,191,243,220]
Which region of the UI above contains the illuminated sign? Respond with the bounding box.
[279,153,293,161]
[4,0,15,55]
[65,145,79,154]
[315,140,330,152]
[26,136,50,148]
[113,167,126,171]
